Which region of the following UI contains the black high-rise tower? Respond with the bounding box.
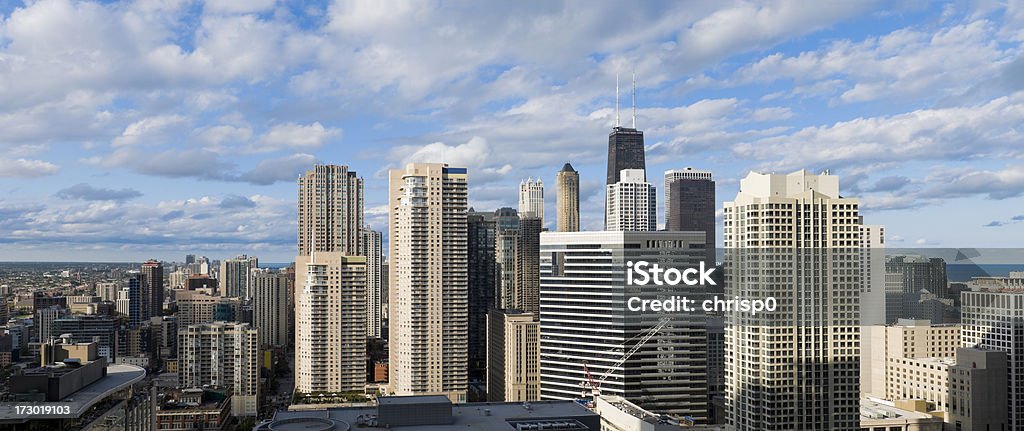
[607,73,645,185]
[606,126,645,185]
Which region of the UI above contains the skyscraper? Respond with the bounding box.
[960,289,1024,428]
[467,211,497,383]
[251,269,289,347]
[723,170,862,430]
[141,260,163,318]
[119,275,146,327]
[605,169,656,231]
[388,163,468,402]
[605,128,645,185]
[297,164,364,255]
[487,309,539,402]
[539,231,710,420]
[220,255,258,300]
[664,167,715,242]
[493,208,520,310]
[361,227,384,339]
[860,224,886,326]
[514,217,542,315]
[518,178,544,222]
[555,163,579,232]
[178,321,259,416]
[294,253,367,394]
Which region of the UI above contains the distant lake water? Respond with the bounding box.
[948,264,1024,282]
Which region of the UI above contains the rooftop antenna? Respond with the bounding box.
[631,71,636,129]
[615,73,620,127]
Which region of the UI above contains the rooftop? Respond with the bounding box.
[259,399,597,431]
[860,399,939,423]
[0,364,145,424]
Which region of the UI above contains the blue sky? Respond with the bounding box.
[0,0,1022,262]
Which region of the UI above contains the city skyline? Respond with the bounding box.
[1,1,1024,262]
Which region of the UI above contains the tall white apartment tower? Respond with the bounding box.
[605,169,656,231]
[251,269,289,347]
[723,170,863,431]
[518,177,544,222]
[361,227,384,339]
[220,254,258,300]
[298,164,364,255]
[178,322,259,416]
[388,163,469,403]
[294,253,367,393]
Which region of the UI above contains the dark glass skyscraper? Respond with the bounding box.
[141,259,163,317]
[665,168,716,263]
[606,126,646,185]
[467,210,497,384]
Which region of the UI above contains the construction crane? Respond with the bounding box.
[578,317,671,402]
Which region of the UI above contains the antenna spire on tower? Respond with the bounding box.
[615,73,620,127]
[631,71,636,129]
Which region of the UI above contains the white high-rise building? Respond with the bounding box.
[220,255,258,300]
[539,231,711,421]
[178,322,259,417]
[361,227,384,339]
[518,177,544,222]
[251,269,289,347]
[388,163,468,403]
[298,164,364,256]
[294,253,367,394]
[723,170,862,430]
[605,169,656,231]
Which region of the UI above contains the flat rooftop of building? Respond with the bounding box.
[376,394,450,406]
[261,399,596,431]
[0,364,145,424]
[860,399,938,422]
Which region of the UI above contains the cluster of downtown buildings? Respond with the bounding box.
[4,121,1024,431]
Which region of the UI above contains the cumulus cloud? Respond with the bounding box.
[734,91,1024,172]
[55,183,143,202]
[393,137,513,184]
[0,158,59,178]
[113,115,188,147]
[252,122,341,153]
[732,19,1016,104]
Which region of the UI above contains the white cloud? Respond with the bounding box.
[0,158,59,178]
[734,91,1024,171]
[113,114,188,147]
[204,0,277,14]
[252,122,341,153]
[733,19,1017,104]
[197,124,254,152]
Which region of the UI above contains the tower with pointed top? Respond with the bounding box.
[555,163,579,232]
[606,75,645,186]
[518,177,544,223]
